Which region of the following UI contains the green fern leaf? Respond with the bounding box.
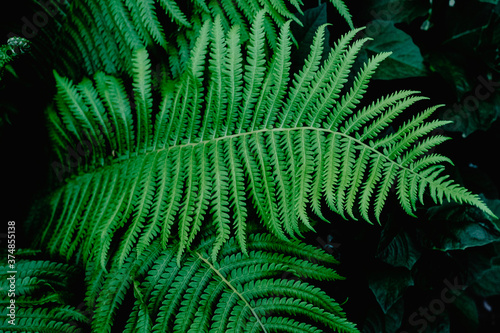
[87,232,358,332]
[34,13,495,270]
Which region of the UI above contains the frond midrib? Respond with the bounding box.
[59,125,438,192]
[195,251,268,333]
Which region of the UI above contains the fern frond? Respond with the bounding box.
[0,253,88,332]
[86,232,357,332]
[35,14,494,268]
[0,307,86,333]
[25,0,353,79]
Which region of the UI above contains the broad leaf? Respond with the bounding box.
[440,92,500,136]
[364,21,428,80]
[376,231,421,270]
[423,202,500,251]
[471,264,500,297]
[368,266,413,314]
[361,0,428,24]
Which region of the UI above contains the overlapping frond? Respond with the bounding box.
[0,251,88,332]
[85,231,358,333]
[35,13,494,269]
[24,0,352,79]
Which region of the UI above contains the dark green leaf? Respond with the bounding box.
[364,21,428,80]
[425,312,450,333]
[479,0,499,4]
[454,242,500,286]
[362,0,429,24]
[470,264,500,296]
[422,202,500,251]
[440,92,500,137]
[450,294,479,331]
[363,297,404,333]
[377,232,421,270]
[368,266,413,313]
[427,52,471,98]
[290,3,330,69]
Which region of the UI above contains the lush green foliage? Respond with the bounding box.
[38,12,493,272]
[2,0,498,332]
[28,0,353,78]
[87,230,357,332]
